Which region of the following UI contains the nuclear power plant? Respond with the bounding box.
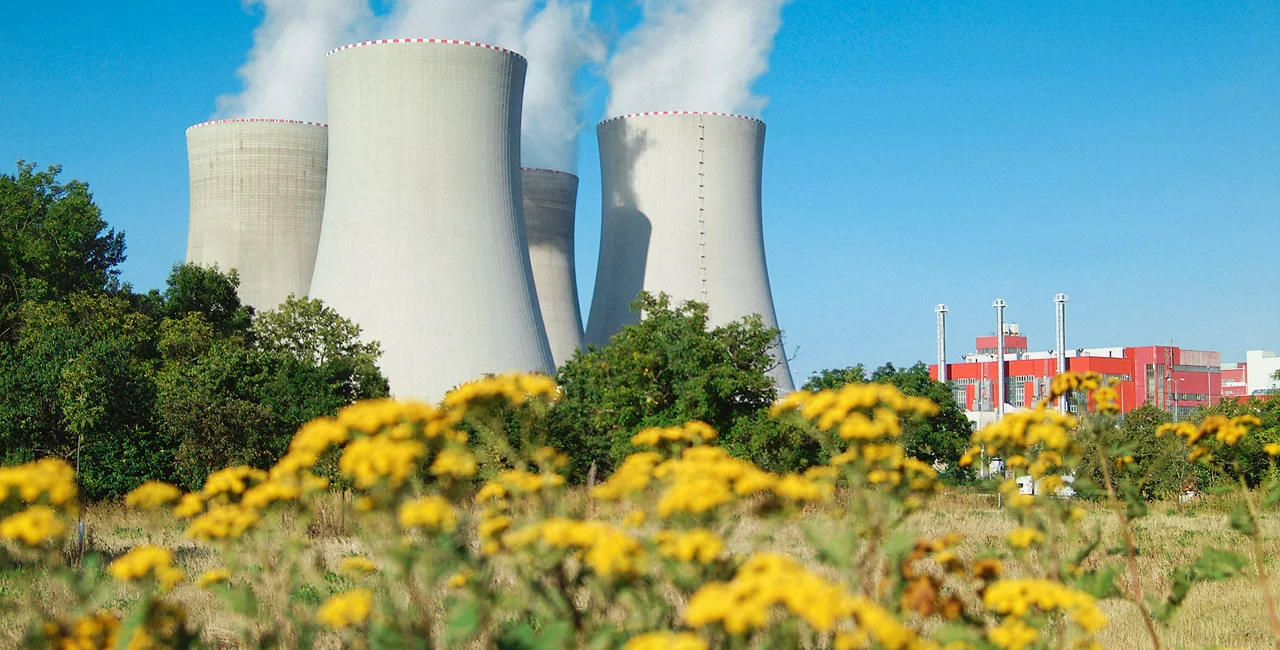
[185,118,328,310]
[521,168,585,368]
[586,112,794,392]
[186,41,794,398]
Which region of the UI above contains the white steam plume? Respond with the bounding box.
[380,0,603,172]
[604,0,789,118]
[215,0,373,122]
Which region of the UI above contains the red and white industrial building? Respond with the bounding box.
[928,296,1232,421]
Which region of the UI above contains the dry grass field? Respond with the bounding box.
[3,489,1276,649]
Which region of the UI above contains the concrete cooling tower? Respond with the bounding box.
[521,168,584,368]
[586,111,795,392]
[309,39,554,399]
[185,118,328,310]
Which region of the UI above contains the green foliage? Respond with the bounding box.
[0,160,391,497]
[547,293,794,479]
[1188,396,1280,487]
[803,362,971,468]
[0,162,125,342]
[1078,403,1193,500]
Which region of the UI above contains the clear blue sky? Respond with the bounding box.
[2,1,1277,383]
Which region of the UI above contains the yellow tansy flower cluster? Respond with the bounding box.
[339,435,426,489]
[0,458,77,505]
[442,373,560,414]
[398,495,457,532]
[124,480,182,510]
[1005,527,1045,549]
[505,517,645,578]
[983,578,1108,634]
[341,555,378,575]
[108,545,184,590]
[202,466,267,500]
[655,529,723,564]
[318,588,374,629]
[772,383,938,440]
[0,505,66,546]
[622,632,708,650]
[41,611,120,649]
[198,568,231,588]
[631,421,718,448]
[186,503,262,541]
[1158,414,1263,461]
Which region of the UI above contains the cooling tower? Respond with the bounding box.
[586,111,795,392]
[309,39,554,399]
[521,168,584,367]
[185,118,328,310]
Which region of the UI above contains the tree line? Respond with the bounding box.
[0,161,975,499]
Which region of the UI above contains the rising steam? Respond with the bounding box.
[216,0,600,172]
[215,0,373,123]
[604,0,789,119]
[379,0,602,172]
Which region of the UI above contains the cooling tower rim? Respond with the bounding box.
[326,38,524,60]
[598,111,764,126]
[187,118,328,132]
[521,167,578,179]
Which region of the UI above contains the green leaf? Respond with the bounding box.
[445,599,482,646]
[1072,565,1121,599]
[1192,547,1247,580]
[1229,504,1257,536]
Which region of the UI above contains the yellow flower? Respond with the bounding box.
[984,578,1108,633]
[655,529,723,564]
[270,451,319,479]
[240,480,301,509]
[341,556,377,575]
[1266,443,1280,457]
[1005,527,1045,549]
[623,632,708,650]
[198,568,231,588]
[318,589,373,629]
[623,510,646,528]
[124,481,182,509]
[202,466,266,500]
[506,518,646,578]
[0,458,77,506]
[186,504,261,541]
[0,506,66,546]
[108,545,184,590]
[429,447,477,479]
[397,496,457,532]
[772,474,833,502]
[446,569,473,588]
[987,618,1039,650]
[339,435,426,489]
[173,493,204,519]
[442,373,561,414]
[41,611,120,649]
[290,416,349,454]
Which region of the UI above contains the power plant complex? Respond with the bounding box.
[185,39,793,399]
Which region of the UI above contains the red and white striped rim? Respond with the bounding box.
[598,111,764,126]
[326,38,523,60]
[521,167,578,178]
[187,118,327,132]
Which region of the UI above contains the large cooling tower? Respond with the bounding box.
[586,111,795,392]
[521,168,584,367]
[309,39,554,399]
[185,118,328,310]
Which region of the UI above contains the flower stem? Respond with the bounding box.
[1097,439,1162,650]
[1238,475,1280,650]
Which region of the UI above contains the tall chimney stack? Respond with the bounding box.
[1054,293,1069,413]
[935,304,948,382]
[993,298,1007,417]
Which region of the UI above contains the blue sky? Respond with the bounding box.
[2,1,1277,382]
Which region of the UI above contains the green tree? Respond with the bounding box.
[1078,403,1193,499]
[154,263,254,337]
[0,292,166,498]
[1187,396,1280,487]
[0,162,125,341]
[548,293,788,479]
[802,362,971,468]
